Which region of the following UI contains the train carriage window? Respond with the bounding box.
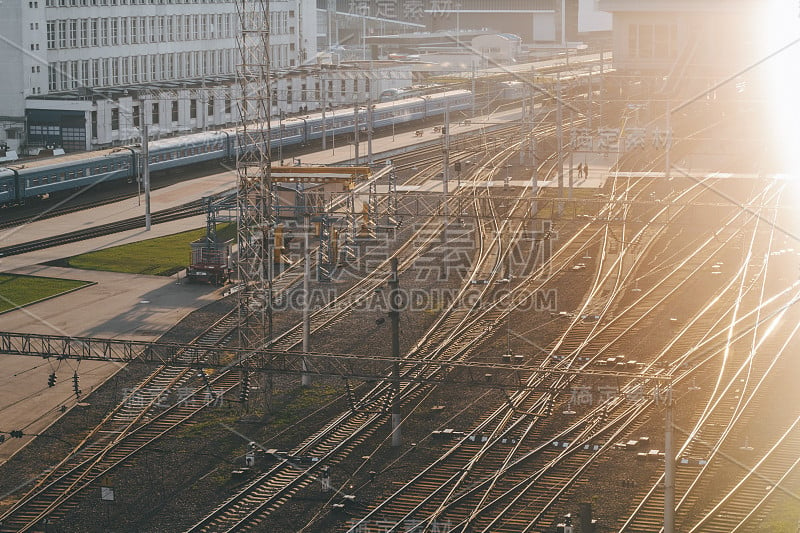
[32,178,39,185]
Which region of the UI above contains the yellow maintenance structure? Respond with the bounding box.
[269,166,372,264]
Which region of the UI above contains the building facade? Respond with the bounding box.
[0,0,318,153]
[598,0,760,78]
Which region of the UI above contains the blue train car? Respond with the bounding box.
[0,88,474,207]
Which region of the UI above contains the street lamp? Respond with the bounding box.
[361,7,368,61]
[455,3,462,50]
[353,96,360,165]
[279,110,285,165]
[330,105,336,155]
[109,145,140,205]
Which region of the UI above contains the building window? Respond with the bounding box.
[190,99,197,119]
[171,101,178,122]
[151,102,159,124]
[131,18,138,44]
[69,20,77,47]
[121,57,129,83]
[111,18,118,45]
[70,61,78,88]
[120,17,128,44]
[111,108,119,130]
[80,19,88,47]
[101,18,108,46]
[58,20,67,48]
[132,105,139,127]
[49,64,57,90]
[47,21,55,49]
[207,97,213,116]
[639,25,653,57]
[91,111,97,138]
[60,61,69,90]
[91,19,98,46]
[81,60,88,86]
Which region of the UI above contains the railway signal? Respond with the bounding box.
[47,372,56,387]
[239,370,250,403]
[72,371,81,398]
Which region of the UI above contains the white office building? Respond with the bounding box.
[0,0,317,153]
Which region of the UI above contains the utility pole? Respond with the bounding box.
[664,389,675,533]
[302,214,311,386]
[587,65,593,131]
[568,107,574,199]
[471,64,476,117]
[665,103,671,180]
[142,107,151,231]
[599,48,604,124]
[322,76,327,150]
[556,72,564,210]
[326,0,334,49]
[389,257,401,447]
[367,96,373,165]
[235,0,273,358]
[442,101,450,227]
[354,99,360,165]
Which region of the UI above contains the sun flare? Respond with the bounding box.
[760,1,800,177]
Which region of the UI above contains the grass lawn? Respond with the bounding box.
[0,274,92,313]
[55,224,235,276]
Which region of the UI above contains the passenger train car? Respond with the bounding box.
[0,89,473,206]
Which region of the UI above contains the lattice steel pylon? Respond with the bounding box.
[236,0,273,351]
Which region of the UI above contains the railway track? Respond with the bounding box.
[0,199,210,257]
[333,170,785,532]
[618,181,800,532]
[0,124,528,532]
[336,175,672,531]
[182,111,725,531]
[182,133,539,532]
